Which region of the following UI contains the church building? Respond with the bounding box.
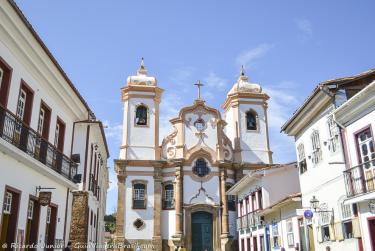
[114,60,273,251]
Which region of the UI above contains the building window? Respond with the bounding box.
[327,116,339,153]
[226,183,236,211]
[46,206,51,224]
[246,110,257,131]
[0,58,12,107]
[321,225,330,242]
[135,105,148,126]
[341,202,354,239]
[297,143,307,174]
[3,192,12,214]
[37,108,45,135]
[286,220,294,246]
[258,189,263,210]
[54,118,65,152]
[251,193,256,212]
[311,130,322,164]
[193,158,210,177]
[16,89,27,121]
[356,128,375,169]
[27,200,34,220]
[133,182,147,209]
[0,68,3,89]
[163,183,174,209]
[272,223,281,249]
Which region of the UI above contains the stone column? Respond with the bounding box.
[172,163,184,246]
[153,166,162,250]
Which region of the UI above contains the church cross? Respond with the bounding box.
[194,80,204,100]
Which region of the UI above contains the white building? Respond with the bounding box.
[281,69,375,251]
[114,63,273,251]
[0,1,109,250]
[334,80,375,251]
[227,163,302,251]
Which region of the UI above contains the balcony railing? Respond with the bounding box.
[0,105,77,182]
[344,158,375,198]
[236,212,263,231]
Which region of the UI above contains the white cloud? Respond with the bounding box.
[159,92,184,143]
[295,19,313,39]
[263,83,302,163]
[236,43,274,69]
[204,71,229,91]
[103,120,123,143]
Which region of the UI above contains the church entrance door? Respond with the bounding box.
[191,211,213,251]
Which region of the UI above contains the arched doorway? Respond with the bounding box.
[191,211,213,251]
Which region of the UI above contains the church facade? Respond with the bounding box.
[114,60,273,251]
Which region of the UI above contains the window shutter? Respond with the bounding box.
[317,227,323,243]
[334,222,344,241]
[352,217,361,238]
[329,224,335,241]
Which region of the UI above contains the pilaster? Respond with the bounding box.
[153,165,162,250]
[172,163,184,246]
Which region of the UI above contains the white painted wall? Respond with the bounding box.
[124,175,155,240]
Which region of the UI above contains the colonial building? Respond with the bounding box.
[0,1,109,250]
[334,80,375,251]
[281,68,375,251]
[227,163,302,251]
[114,63,273,251]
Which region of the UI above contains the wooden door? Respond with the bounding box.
[192,212,213,251]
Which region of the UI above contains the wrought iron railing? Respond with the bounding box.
[344,158,375,197]
[0,105,77,182]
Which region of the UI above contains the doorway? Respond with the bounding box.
[192,211,213,251]
[0,188,21,250]
[369,218,375,251]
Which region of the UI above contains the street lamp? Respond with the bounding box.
[310,196,320,212]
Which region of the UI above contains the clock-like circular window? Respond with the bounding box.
[194,118,206,132]
[193,158,210,177]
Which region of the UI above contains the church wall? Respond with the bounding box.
[238,102,270,164]
[184,112,218,151]
[126,97,156,160]
[161,210,175,240]
[183,173,220,205]
[124,174,155,240]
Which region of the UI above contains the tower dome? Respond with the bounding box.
[228,66,262,95]
[126,58,157,86]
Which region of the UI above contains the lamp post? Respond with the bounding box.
[310,196,320,212]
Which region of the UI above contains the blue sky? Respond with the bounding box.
[16,0,375,214]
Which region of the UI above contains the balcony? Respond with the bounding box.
[0,105,77,182]
[344,158,375,198]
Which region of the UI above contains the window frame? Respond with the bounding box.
[192,158,210,177]
[327,115,339,153]
[0,56,13,108]
[355,125,374,168]
[286,220,294,247]
[132,180,148,210]
[297,143,307,174]
[54,117,66,152]
[27,200,34,220]
[134,104,149,127]
[162,182,175,210]
[3,191,13,214]
[226,183,236,211]
[311,130,322,165]
[245,109,259,132]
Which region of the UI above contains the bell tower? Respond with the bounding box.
[222,67,272,164]
[120,59,163,160]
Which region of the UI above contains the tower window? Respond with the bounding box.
[135,105,148,126]
[193,158,210,177]
[132,181,147,209]
[246,110,257,131]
